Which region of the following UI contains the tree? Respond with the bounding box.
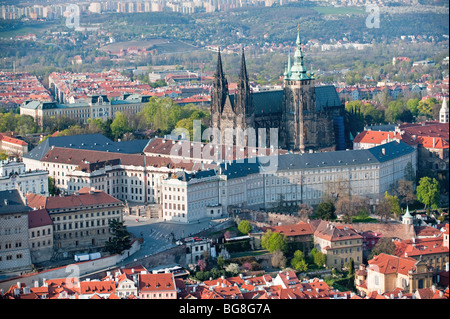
[291,250,308,272]
[346,258,355,277]
[238,220,252,235]
[110,111,132,140]
[392,179,416,206]
[48,176,58,196]
[368,237,396,259]
[315,200,336,220]
[310,248,327,268]
[216,255,225,269]
[375,200,393,223]
[271,250,286,269]
[261,230,288,253]
[416,176,440,209]
[105,219,132,254]
[418,97,437,118]
[197,258,207,272]
[384,191,402,218]
[225,263,240,275]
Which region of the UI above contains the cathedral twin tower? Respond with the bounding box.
[209,31,346,153]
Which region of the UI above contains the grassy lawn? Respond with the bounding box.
[230,250,269,259]
[351,216,379,223]
[0,22,56,38]
[312,6,366,15]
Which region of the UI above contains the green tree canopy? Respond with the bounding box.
[110,111,132,140]
[261,230,288,253]
[416,176,440,209]
[105,219,132,254]
[238,220,252,235]
[310,248,327,268]
[384,191,402,218]
[368,237,396,259]
[315,200,336,220]
[291,250,308,272]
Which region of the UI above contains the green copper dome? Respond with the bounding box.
[284,30,314,82]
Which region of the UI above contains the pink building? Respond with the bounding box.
[138,273,176,299]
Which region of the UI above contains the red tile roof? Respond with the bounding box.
[79,280,116,295]
[138,273,176,293]
[310,221,363,242]
[27,208,52,228]
[394,237,449,258]
[263,221,314,237]
[41,146,207,171]
[368,253,417,275]
[26,188,122,210]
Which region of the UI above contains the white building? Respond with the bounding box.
[161,141,417,222]
[0,160,48,196]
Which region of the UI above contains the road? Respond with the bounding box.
[119,215,230,265]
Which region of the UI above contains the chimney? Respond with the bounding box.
[433,137,436,148]
[381,148,385,155]
[432,285,436,293]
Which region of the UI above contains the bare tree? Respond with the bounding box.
[375,200,392,223]
[392,179,416,206]
[271,250,287,269]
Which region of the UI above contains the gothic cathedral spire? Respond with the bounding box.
[211,49,228,114]
[235,47,252,115]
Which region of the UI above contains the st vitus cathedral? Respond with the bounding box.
[209,31,346,153]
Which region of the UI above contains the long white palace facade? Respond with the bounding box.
[23,134,417,224]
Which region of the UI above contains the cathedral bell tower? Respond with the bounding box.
[281,29,316,152]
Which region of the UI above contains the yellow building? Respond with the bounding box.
[355,253,434,296]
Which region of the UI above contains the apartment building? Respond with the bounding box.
[0,190,33,273]
[138,273,177,299]
[0,72,52,109]
[26,187,124,258]
[161,159,262,223]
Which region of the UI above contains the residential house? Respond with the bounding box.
[309,221,363,269]
[262,221,314,253]
[138,273,177,299]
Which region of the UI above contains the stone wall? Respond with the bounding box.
[239,210,303,227]
[0,240,140,292]
[124,245,187,269]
